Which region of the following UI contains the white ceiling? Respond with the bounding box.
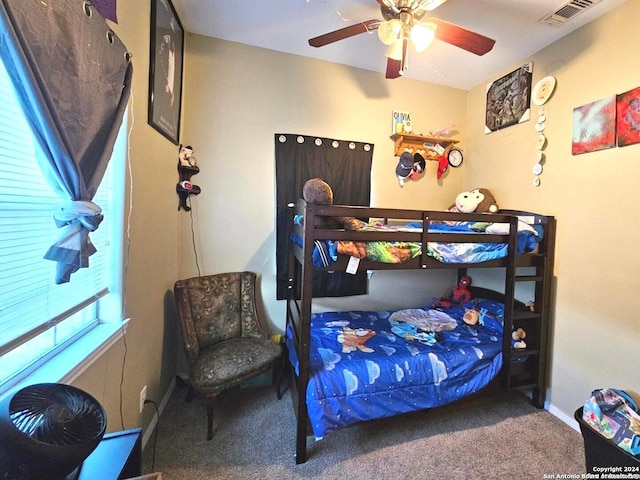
[170,0,626,90]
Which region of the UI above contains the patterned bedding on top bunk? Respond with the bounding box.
[291,218,543,267]
[286,297,506,437]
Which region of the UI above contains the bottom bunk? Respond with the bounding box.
[285,289,536,463]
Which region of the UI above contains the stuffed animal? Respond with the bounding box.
[462,305,481,326]
[302,178,365,230]
[178,144,196,167]
[512,327,527,349]
[447,188,499,214]
[432,275,473,309]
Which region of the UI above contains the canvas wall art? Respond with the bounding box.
[485,62,532,133]
[572,95,616,155]
[616,86,640,147]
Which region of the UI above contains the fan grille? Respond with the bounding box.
[9,384,106,446]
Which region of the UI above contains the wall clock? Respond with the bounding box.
[447,148,463,167]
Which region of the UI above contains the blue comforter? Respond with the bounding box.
[287,298,506,437]
[291,220,541,268]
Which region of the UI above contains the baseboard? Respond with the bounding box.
[141,377,177,450]
[546,400,580,433]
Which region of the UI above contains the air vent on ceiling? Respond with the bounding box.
[539,0,602,26]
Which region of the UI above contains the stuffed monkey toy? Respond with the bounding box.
[447,188,499,214]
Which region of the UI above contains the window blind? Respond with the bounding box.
[0,56,112,383]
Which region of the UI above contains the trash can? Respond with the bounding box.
[575,407,640,472]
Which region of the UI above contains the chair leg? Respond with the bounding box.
[275,342,289,399]
[185,383,196,402]
[205,393,216,441]
[273,359,282,400]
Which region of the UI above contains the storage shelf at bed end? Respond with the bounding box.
[511,348,540,358]
[513,310,542,321]
[515,253,545,268]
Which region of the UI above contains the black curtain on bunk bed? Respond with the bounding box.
[275,134,373,300]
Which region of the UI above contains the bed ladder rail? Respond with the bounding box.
[500,215,556,408]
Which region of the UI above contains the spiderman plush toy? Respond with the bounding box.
[432,275,472,308]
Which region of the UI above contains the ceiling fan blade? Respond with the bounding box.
[385,38,408,79]
[426,17,495,56]
[385,58,402,79]
[308,20,380,47]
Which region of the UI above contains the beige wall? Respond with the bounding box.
[178,36,471,326]
[71,0,181,434]
[67,0,639,438]
[465,1,639,419]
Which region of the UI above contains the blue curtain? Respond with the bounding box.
[0,0,132,283]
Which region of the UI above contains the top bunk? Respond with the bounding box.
[288,198,555,272]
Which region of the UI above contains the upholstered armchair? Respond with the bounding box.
[173,271,282,440]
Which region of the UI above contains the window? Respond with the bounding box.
[0,56,125,393]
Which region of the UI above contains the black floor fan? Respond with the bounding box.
[0,383,107,480]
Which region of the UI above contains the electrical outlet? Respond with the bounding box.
[139,385,147,413]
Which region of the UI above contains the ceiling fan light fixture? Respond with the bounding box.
[410,22,436,52]
[377,19,402,45]
[421,0,448,11]
[385,38,404,60]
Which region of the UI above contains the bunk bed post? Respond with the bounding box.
[294,200,317,464]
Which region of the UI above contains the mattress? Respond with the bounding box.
[291,220,542,268]
[286,297,506,437]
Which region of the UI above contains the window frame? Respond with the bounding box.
[0,56,128,396]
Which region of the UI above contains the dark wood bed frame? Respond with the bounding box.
[285,199,556,464]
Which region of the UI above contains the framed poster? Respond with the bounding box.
[148,0,184,144]
[572,95,616,155]
[616,86,640,148]
[485,62,532,134]
[392,110,412,134]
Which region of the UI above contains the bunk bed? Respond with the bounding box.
[284,198,556,464]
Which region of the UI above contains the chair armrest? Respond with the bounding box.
[174,281,200,364]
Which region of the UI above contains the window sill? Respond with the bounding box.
[0,319,129,400]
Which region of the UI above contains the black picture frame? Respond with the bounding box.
[148,0,184,145]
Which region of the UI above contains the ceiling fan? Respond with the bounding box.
[308,0,496,79]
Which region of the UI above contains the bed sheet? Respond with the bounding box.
[286,298,506,437]
[291,220,541,268]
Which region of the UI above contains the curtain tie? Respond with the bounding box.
[53,200,104,231]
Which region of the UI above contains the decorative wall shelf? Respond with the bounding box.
[390,133,459,160]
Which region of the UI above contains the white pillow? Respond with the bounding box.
[485,220,537,235]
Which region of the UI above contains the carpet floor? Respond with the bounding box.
[142,381,587,479]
